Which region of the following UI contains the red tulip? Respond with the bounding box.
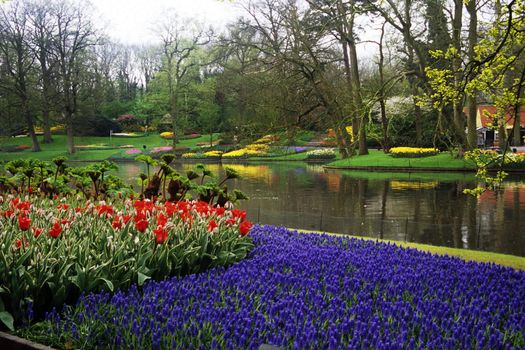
[239,220,253,236]
[49,223,62,238]
[95,204,114,217]
[18,215,31,231]
[232,209,246,222]
[15,237,28,249]
[156,213,168,228]
[32,227,43,238]
[56,203,69,211]
[214,207,225,216]
[135,219,149,233]
[208,220,218,232]
[153,226,168,244]
[112,216,123,230]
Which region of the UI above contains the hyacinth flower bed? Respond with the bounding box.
[20,226,525,349]
[0,196,253,330]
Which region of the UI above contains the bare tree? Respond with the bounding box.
[157,13,211,148]
[49,0,97,154]
[135,44,161,92]
[26,0,56,144]
[0,0,41,151]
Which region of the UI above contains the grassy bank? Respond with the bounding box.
[0,134,218,161]
[326,149,476,170]
[298,229,525,271]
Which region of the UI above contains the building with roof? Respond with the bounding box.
[464,105,525,147]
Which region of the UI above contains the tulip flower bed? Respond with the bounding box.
[0,196,253,330]
[19,226,525,349]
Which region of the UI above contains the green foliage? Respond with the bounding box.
[463,149,525,197]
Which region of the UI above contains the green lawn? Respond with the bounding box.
[297,229,525,271]
[327,149,476,170]
[335,169,477,182]
[0,134,219,161]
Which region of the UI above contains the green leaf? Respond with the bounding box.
[137,272,150,286]
[98,278,114,292]
[0,311,14,331]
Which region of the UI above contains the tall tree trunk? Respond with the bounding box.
[66,112,75,154]
[171,92,179,149]
[345,7,367,155]
[23,100,41,152]
[514,110,522,146]
[466,0,478,150]
[452,0,466,150]
[341,35,357,156]
[40,51,53,144]
[378,22,389,152]
[498,123,506,147]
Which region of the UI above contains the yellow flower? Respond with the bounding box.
[204,150,223,157]
[390,147,439,157]
[160,131,174,139]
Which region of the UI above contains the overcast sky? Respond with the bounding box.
[90,0,242,44]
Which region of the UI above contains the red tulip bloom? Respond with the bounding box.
[225,218,236,226]
[32,227,43,238]
[49,223,62,238]
[16,201,31,211]
[231,209,246,222]
[112,216,123,230]
[95,204,114,217]
[156,213,168,228]
[165,202,177,216]
[195,201,211,216]
[56,203,69,211]
[153,226,168,244]
[208,220,218,232]
[15,237,28,249]
[135,219,149,233]
[18,215,31,231]
[239,220,253,236]
[134,211,147,223]
[122,215,132,224]
[214,207,225,217]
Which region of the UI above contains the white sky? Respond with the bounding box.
[90,0,242,44]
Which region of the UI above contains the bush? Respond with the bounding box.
[0,196,253,329]
[390,147,439,158]
[305,148,336,160]
[74,115,122,137]
[50,125,65,134]
[181,152,208,159]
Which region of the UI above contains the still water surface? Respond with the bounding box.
[111,161,525,257]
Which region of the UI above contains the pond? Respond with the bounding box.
[110,161,525,257]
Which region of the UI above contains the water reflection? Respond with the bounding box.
[109,161,525,257]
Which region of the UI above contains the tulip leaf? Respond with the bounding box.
[97,278,114,292]
[0,311,14,331]
[137,272,150,286]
